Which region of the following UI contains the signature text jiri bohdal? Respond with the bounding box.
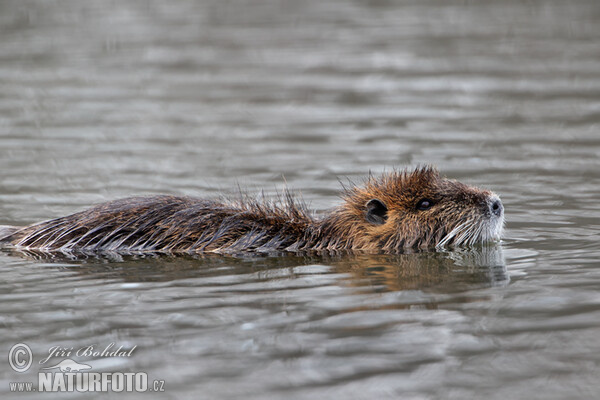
[39,343,136,364]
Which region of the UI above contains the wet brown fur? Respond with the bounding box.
[1,167,503,254]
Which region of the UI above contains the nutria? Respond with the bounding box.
[0,167,504,254]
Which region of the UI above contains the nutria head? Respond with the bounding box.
[331,166,504,250]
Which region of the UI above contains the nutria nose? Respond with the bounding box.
[490,198,503,217]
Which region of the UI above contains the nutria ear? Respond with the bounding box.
[365,199,387,225]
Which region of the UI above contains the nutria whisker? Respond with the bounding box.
[437,221,469,248]
[1,167,504,254]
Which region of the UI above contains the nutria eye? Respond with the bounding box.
[416,199,433,211]
[365,199,388,225]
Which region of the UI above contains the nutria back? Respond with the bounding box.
[6,195,315,253]
[1,167,504,254]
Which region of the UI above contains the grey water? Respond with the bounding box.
[1,0,600,399]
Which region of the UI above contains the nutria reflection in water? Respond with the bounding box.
[0,167,504,254]
[4,248,508,299]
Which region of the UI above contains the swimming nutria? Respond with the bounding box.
[0,167,504,253]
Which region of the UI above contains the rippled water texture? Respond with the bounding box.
[1,0,600,399]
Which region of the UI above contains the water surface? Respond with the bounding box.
[1,0,600,399]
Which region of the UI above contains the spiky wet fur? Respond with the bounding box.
[2,167,504,254]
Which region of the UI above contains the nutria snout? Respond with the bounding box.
[0,167,504,253]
